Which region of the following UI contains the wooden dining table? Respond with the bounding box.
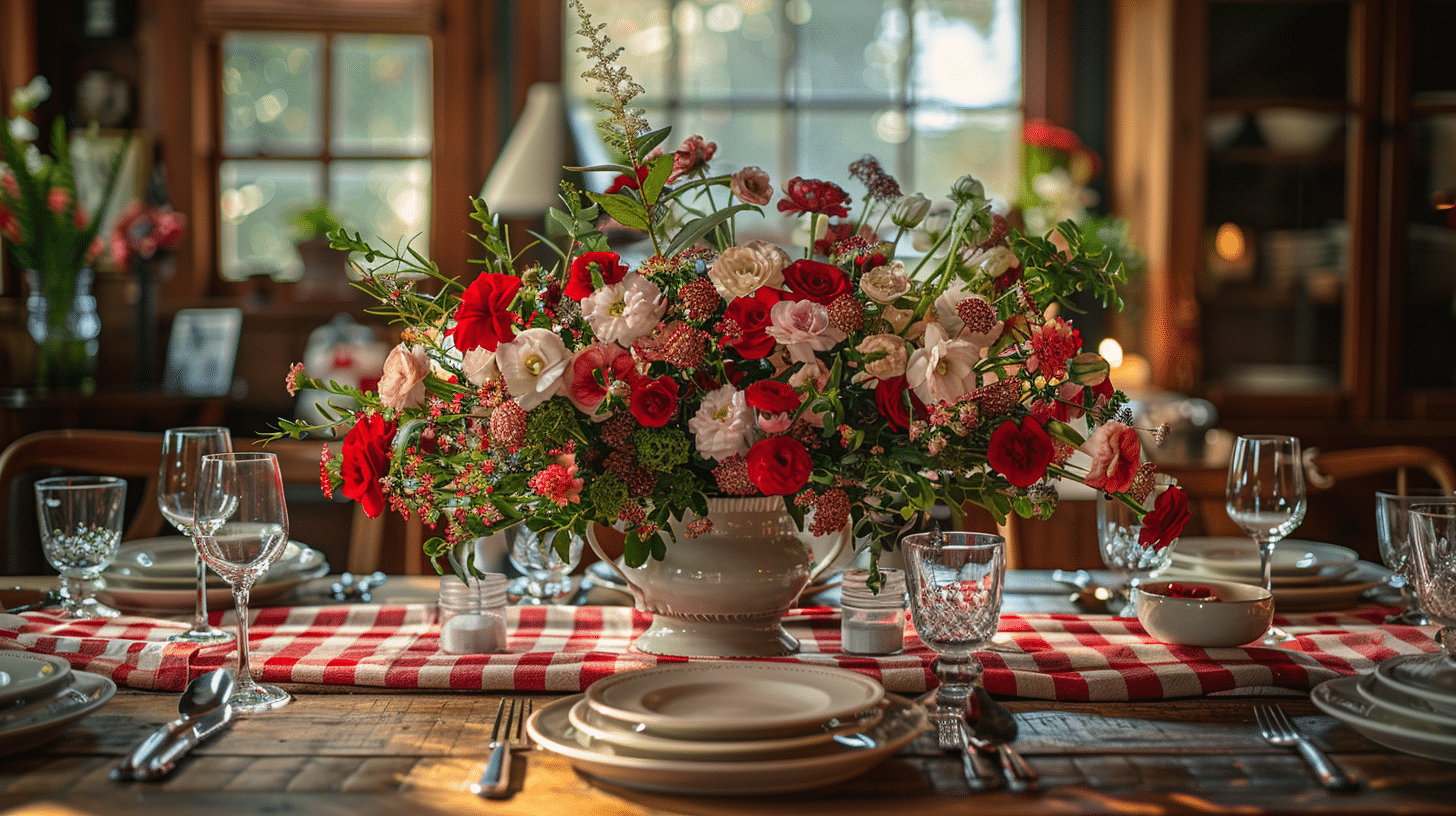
[2,573,1454,815]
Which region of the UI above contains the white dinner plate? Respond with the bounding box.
[1157,561,1389,611]
[1355,671,1456,729]
[1374,654,1456,715]
[567,696,886,761]
[0,670,116,757]
[0,653,72,709]
[528,693,927,795]
[1169,538,1358,578]
[107,539,320,586]
[584,662,886,741]
[1311,674,1456,763]
[99,560,329,613]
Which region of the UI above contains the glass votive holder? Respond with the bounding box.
[438,573,509,654]
[840,567,907,655]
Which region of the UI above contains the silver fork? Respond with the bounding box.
[472,698,532,799]
[1254,704,1358,792]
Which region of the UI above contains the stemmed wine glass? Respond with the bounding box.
[1394,504,1456,694]
[902,531,1006,722]
[160,427,235,644]
[1376,489,1456,625]
[193,452,292,713]
[1225,434,1307,645]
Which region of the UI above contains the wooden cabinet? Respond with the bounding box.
[1109,0,1456,451]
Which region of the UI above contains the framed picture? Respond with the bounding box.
[163,308,244,398]
[69,128,149,272]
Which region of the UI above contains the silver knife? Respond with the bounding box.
[138,704,236,781]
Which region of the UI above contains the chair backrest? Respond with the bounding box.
[1304,445,1456,494]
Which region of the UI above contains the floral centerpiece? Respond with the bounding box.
[270,2,1191,585]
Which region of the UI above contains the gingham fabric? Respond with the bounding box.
[0,605,1439,701]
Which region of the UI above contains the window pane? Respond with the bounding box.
[798,109,897,195]
[791,0,899,102]
[330,160,433,262]
[222,33,324,156]
[913,0,1021,109]
[219,160,323,281]
[332,34,433,155]
[1402,113,1456,389]
[678,0,785,101]
[914,107,1017,202]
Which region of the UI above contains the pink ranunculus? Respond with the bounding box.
[764,299,845,364]
[1081,420,1142,494]
[377,343,432,410]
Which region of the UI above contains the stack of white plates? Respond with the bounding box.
[100,536,330,613]
[1312,654,1456,762]
[0,652,115,756]
[526,662,927,795]
[1159,537,1390,610]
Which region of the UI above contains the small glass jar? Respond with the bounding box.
[438,573,509,654]
[840,567,907,655]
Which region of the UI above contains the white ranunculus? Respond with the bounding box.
[856,333,909,380]
[765,300,846,365]
[495,328,570,411]
[905,322,983,406]
[707,245,786,299]
[744,239,791,274]
[687,385,753,461]
[581,273,666,346]
[860,260,913,304]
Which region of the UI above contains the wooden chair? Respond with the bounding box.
[0,429,386,575]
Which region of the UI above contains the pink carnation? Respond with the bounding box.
[528,456,584,507]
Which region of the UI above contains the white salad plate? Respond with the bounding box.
[1355,671,1456,729]
[0,653,72,708]
[567,696,886,761]
[0,670,116,757]
[107,539,320,587]
[529,692,926,795]
[1169,538,1358,579]
[100,559,329,613]
[1374,654,1456,715]
[1157,561,1389,611]
[584,662,886,741]
[1311,674,1456,764]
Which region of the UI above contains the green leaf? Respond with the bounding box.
[585,191,651,232]
[664,204,759,256]
[565,163,636,175]
[640,154,674,207]
[635,126,673,160]
[623,530,650,568]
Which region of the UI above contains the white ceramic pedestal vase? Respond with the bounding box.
[587,496,842,658]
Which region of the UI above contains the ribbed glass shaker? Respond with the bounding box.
[840,567,907,655]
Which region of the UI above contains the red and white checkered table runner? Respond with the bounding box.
[1,605,1438,701]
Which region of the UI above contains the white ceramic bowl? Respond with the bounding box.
[1255,108,1343,153]
[1136,579,1274,648]
[1205,112,1244,148]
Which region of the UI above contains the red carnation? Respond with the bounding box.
[1139,486,1191,551]
[565,251,629,301]
[630,375,679,428]
[340,413,396,518]
[782,259,852,305]
[721,287,782,359]
[451,272,521,352]
[745,380,801,414]
[745,436,813,496]
[987,418,1056,488]
[776,177,851,218]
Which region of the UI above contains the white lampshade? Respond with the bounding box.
[480,83,567,216]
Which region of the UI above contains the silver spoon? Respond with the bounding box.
[967,686,1039,792]
[111,668,236,780]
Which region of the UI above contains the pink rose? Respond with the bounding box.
[377,344,431,410]
[1081,420,1142,494]
[731,166,772,205]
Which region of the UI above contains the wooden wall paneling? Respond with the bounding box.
[1344,0,1383,422]
[1022,0,1075,127]
[1375,0,1410,421]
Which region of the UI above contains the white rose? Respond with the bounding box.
[581,273,666,346]
[687,385,754,461]
[495,328,570,411]
[860,260,912,304]
[856,333,908,379]
[707,245,786,299]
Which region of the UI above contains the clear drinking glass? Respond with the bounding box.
[1226,434,1307,645]
[1097,474,1182,617]
[1377,489,1456,626]
[1401,505,1456,692]
[160,427,235,644]
[505,525,583,604]
[902,531,1006,721]
[193,452,292,713]
[34,475,126,619]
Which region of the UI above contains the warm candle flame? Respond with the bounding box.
[1214,222,1246,262]
[1099,338,1124,368]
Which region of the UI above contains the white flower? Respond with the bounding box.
[687,385,753,461]
[911,207,953,254]
[856,333,908,380]
[496,328,570,411]
[860,261,912,304]
[890,193,932,228]
[961,244,1015,280]
[882,305,916,333]
[934,285,1004,347]
[744,239,791,274]
[765,300,846,365]
[581,273,666,346]
[906,322,983,405]
[707,245,786,299]
[461,347,499,386]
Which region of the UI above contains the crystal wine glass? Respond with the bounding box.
[1377,489,1456,626]
[1098,474,1182,617]
[902,531,1005,721]
[1395,504,1456,693]
[193,452,292,713]
[160,426,235,644]
[1225,434,1306,645]
[505,525,583,604]
[34,475,126,619]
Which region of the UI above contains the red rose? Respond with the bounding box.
[874,375,916,432]
[782,259,852,305]
[987,418,1055,487]
[452,272,521,352]
[722,287,781,359]
[565,251,629,301]
[745,436,813,496]
[1139,486,1191,551]
[776,177,851,218]
[745,380,800,414]
[340,413,396,519]
[605,166,650,194]
[630,375,679,428]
